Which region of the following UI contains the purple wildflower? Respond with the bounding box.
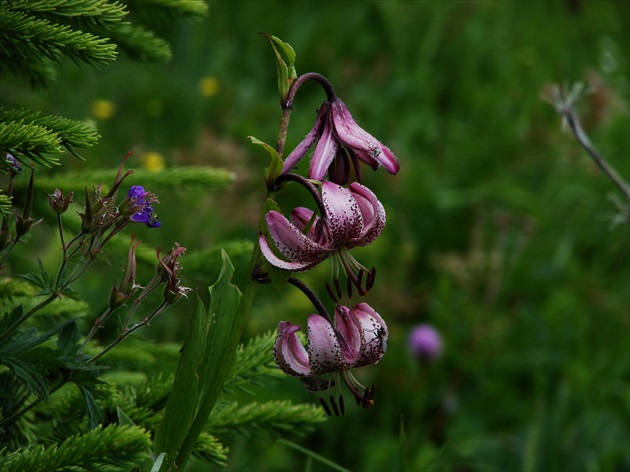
[408,324,443,363]
[127,185,160,228]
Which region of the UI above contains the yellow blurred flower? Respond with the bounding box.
[199,76,219,97]
[91,99,115,120]
[141,152,166,172]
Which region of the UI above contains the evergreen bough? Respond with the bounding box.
[0,0,207,168]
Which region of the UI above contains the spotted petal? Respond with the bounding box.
[259,211,331,271]
[348,182,386,247]
[321,181,363,246]
[331,99,400,175]
[349,302,388,368]
[306,314,349,375]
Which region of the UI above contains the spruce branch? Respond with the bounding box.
[0,108,100,166]
[0,424,151,472]
[125,0,208,26]
[226,330,285,394]
[0,194,12,219]
[0,121,62,167]
[18,165,236,192]
[103,21,172,62]
[206,400,326,438]
[7,0,129,29]
[0,56,57,88]
[192,433,229,466]
[0,9,118,66]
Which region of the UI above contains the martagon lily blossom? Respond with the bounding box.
[282,99,400,184]
[274,302,388,412]
[259,180,385,294]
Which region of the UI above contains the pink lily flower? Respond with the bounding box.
[273,302,388,409]
[282,99,400,183]
[259,181,385,292]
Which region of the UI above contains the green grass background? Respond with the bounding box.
[4,1,629,470]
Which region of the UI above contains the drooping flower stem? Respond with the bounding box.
[276,72,337,157]
[288,276,333,325]
[273,173,327,218]
[285,72,337,107]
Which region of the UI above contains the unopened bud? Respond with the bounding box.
[48,189,74,214]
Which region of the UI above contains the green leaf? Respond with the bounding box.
[0,326,56,357]
[0,305,24,345]
[199,250,242,397]
[116,406,136,427]
[1,357,49,400]
[154,294,210,463]
[248,135,283,189]
[17,258,53,292]
[175,250,242,469]
[151,452,167,472]
[79,385,103,429]
[57,320,80,357]
[262,33,297,101]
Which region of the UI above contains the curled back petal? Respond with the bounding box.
[309,111,338,181]
[274,322,312,376]
[334,306,361,365]
[259,234,323,271]
[263,211,332,269]
[282,103,329,174]
[349,303,388,368]
[331,99,400,175]
[348,182,386,247]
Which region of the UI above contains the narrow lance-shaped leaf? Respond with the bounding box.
[175,250,242,469]
[154,294,210,464]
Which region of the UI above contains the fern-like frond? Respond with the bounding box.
[0,108,100,167]
[126,0,208,26]
[8,0,129,29]
[0,8,118,66]
[0,121,62,167]
[1,108,100,150]
[192,432,229,466]
[227,331,285,394]
[21,165,235,192]
[0,55,57,89]
[0,194,12,219]
[0,424,151,472]
[206,400,327,438]
[105,21,172,62]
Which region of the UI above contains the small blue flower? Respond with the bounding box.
[5,153,22,175]
[127,185,161,228]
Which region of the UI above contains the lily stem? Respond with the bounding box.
[276,72,337,157]
[288,276,333,326]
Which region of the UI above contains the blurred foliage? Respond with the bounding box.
[1,0,629,471]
